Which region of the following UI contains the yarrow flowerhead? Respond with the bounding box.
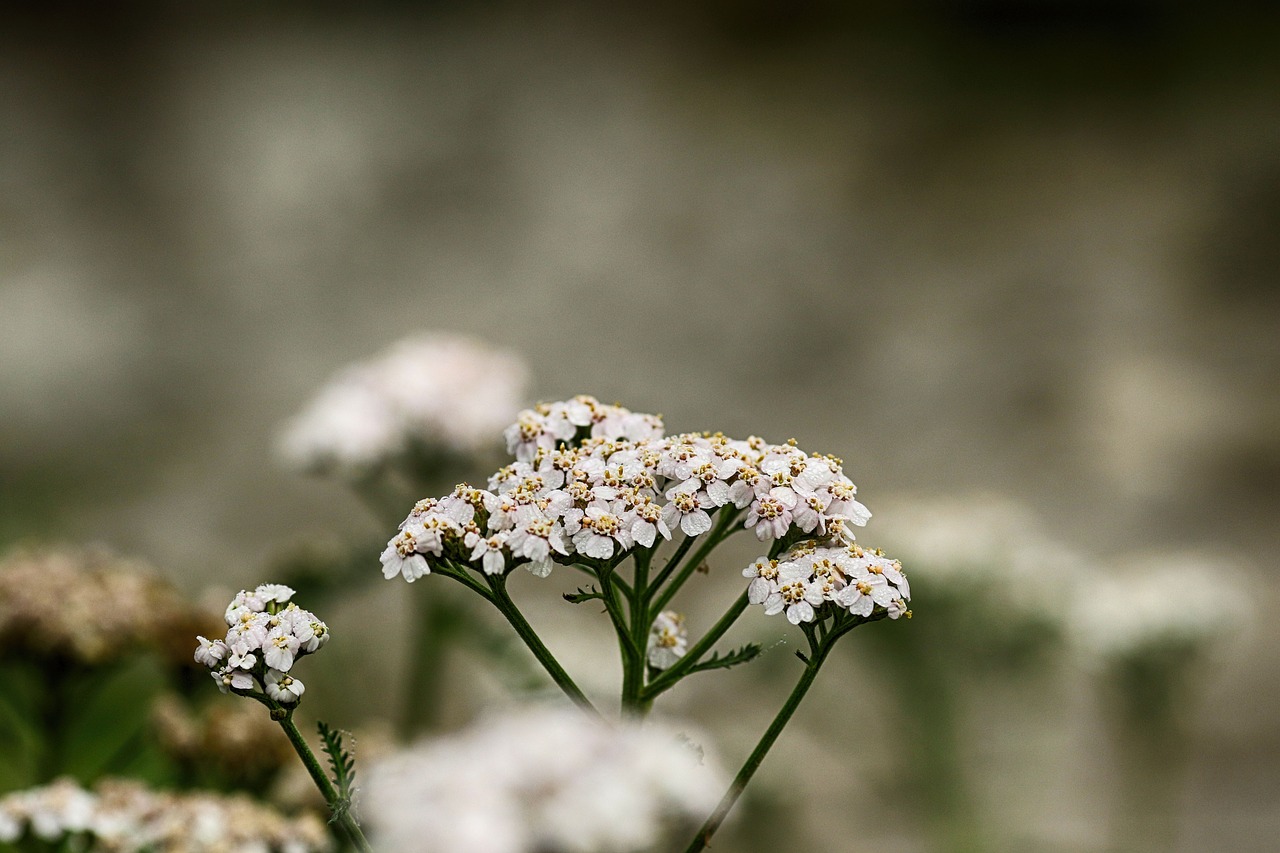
[362,706,724,853]
[380,396,874,584]
[1069,553,1249,664]
[196,584,328,706]
[277,332,530,477]
[746,541,911,625]
[0,546,216,666]
[0,778,330,851]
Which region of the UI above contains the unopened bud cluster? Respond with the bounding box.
[0,778,331,852]
[195,584,328,706]
[381,395,872,582]
[745,542,911,625]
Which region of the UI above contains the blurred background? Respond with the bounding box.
[2,2,1277,851]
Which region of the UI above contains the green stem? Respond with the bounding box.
[486,575,601,717]
[401,594,458,736]
[683,641,832,853]
[276,713,374,853]
[625,551,652,712]
[651,509,741,614]
[642,589,749,701]
[650,534,697,591]
[599,569,642,674]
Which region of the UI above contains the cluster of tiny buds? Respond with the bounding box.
[194,584,328,706]
[745,542,912,625]
[647,610,688,670]
[381,395,872,583]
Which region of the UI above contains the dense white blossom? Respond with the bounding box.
[277,332,529,476]
[363,707,724,853]
[196,585,328,706]
[747,542,911,624]
[381,396,873,583]
[0,778,330,851]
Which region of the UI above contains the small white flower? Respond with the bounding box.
[466,530,509,576]
[745,495,793,541]
[254,583,295,604]
[194,636,227,668]
[212,666,255,695]
[647,611,688,670]
[381,530,431,582]
[265,670,306,704]
[263,628,301,672]
[661,481,714,537]
[742,558,781,605]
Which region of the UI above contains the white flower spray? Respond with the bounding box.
[371,395,912,852]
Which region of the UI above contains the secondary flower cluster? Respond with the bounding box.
[277,332,530,476]
[0,546,216,666]
[0,778,331,852]
[745,541,912,625]
[195,584,328,706]
[362,706,724,853]
[381,395,872,582]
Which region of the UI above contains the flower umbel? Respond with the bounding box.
[196,584,328,706]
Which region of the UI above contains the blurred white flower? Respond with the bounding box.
[0,778,330,852]
[1070,553,1250,663]
[363,707,725,853]
[870,493,1084,622]
[647,611,687,670]
[277,332,529,476]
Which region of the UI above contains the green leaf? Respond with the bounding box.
[60,654,168,783]
[317,721,355,822]
[687,643,763,675]
[562,586,604,605]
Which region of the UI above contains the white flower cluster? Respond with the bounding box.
[381,395,872,582]
[195,584,328,705]
[277,333,529,476]
[362,707,724,853]
[647,611,688,670]
[745,542,911,625]
[0,778,331,852]
[1070,554,1249,663]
